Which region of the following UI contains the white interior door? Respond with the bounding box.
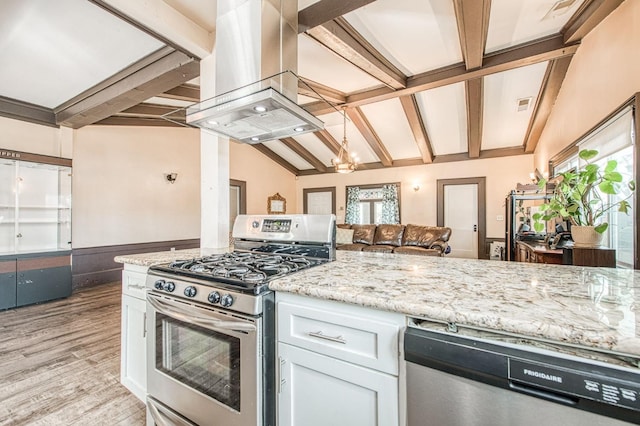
[444,184,478,259]
[306,191,333,215]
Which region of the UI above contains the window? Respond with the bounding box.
[552,107,635,268]
[345,183,400,225]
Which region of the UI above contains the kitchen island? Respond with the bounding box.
[270,250,640,359]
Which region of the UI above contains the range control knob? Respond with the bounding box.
[220,294,234,307]
[154,279,165,290]
[208,291,221,304]
[184,286,197,298]
[163,281,175,292]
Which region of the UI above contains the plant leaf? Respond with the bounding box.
[533,222,545,232]
[599,181,616,195]
[603,171,623,182]
[579,149,598,161]
[618,200,631,214]
[604,160,617,173]
[594,223,608,234]
[628,180,636,191]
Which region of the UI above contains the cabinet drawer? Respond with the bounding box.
[278,300,401,375]
[122,270,147,299]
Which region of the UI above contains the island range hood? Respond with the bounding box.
[186,0,324,144]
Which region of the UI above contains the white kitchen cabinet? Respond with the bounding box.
[278,342,399,426]
[120,265,148,402]
[276,293,404,426]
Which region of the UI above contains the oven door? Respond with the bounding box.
[147,292,261,426]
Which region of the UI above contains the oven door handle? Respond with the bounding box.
[147,397,197,426]
[148,296,257,332]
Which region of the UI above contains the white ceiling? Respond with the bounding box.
[0,0,614,174]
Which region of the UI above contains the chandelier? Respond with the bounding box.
[332,109,357,174]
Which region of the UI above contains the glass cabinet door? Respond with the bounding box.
[0,160,16,253]
[0,160,72,254]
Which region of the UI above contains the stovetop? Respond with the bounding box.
[149,250,327,294]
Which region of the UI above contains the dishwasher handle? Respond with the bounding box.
[509,381,578,407]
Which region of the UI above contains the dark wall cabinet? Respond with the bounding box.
[0,252,71,310]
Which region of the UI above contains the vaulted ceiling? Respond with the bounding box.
[0,0,625,175]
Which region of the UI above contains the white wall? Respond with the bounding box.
[73,125,201,248]
[534,0,640,172]
[0,116,72,158]
[296,155,534,238]
[229,142,297,215]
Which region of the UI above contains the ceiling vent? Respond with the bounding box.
[543,0,577,20]
[517,97,532,112]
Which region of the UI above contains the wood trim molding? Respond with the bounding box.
[298,0,377,33]
[72,239,200,289]
[436,177,486,259]
[230,179,247,215]
[465,78,483,158]
[0,148,72,167]
[562,0,625,44]
[347,107,393,166]
[280,137,327,173]
[252,144,301,175]
[303,187,337,214]
[399,95,434,163]
[523,56,573,153]
[453,0,491,70]
[56,50,199,128]
[634,94,640,270]
[0,96,57,128]
[306,18,407,89]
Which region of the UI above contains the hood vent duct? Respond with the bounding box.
[184,0,325,143]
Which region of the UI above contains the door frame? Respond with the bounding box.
[436,177,486,259]
[230,179,247,215]
[303,186,336,214]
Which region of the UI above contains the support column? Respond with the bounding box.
[199,54,230,250]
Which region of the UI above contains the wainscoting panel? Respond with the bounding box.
[72,239,199,290]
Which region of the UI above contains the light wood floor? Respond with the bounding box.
[0,282,146,426]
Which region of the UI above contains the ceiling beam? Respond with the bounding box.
[117,103,186,119]
[523,56,573,153]
[55,50,199,128]
[0,96,57,128]
[298,0,377,33]
[298,78,347,104]
[562,0,625,44]
[93,116,184,127]
[347,107,393,167]
[308,35,580,115]
[465,78,483,158]
[352,35,578,109]
[306,18,407,89]
[453,0,492,70]
[399,95,433,163]
[252,144,301,176]
[314,130,341,156]
[160,84,200,102]
[89,0,212,59]
[279,138,328,173]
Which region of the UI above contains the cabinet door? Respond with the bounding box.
[16,256,71,306]
[0,260,16,310]
[278,343,398,426]
[121,293,147,402]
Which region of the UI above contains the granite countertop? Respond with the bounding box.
[114,248,227,267]
[269,251,640,359]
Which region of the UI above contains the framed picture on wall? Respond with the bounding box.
[267,193,286,214]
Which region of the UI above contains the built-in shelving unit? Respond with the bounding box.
[0,151,72,310]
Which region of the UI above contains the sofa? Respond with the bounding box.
[336,224,452,256]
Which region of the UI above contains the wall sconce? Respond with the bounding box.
[165,172,178,184]
[413,183,420,192]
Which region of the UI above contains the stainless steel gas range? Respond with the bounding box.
[145,214,336,426]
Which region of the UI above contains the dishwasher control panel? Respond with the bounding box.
[510,358,640,412]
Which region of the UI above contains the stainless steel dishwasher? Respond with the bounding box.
[404,320,640,426]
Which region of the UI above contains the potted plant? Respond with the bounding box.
[532,149,635,247]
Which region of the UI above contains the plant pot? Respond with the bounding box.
[571,226,604,248]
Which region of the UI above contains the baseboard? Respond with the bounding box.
[71,239,200,290]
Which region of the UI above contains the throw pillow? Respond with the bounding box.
[336,228,354,245]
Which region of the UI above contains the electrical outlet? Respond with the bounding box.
[496,215,504,221]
